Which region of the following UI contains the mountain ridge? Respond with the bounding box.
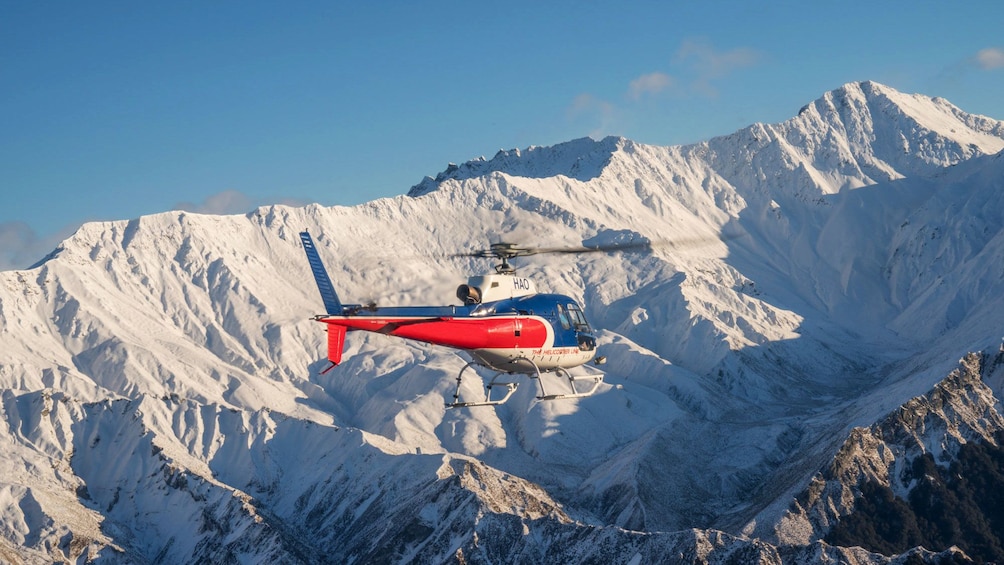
[2,80,1004,562]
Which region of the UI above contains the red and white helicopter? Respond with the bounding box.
[299,230,652,407]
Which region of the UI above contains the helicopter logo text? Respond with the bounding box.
[531,347,580,356]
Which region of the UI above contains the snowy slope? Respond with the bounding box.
[2,81,1004,563]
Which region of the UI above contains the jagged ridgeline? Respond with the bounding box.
[828,438,1004,560]
[779,351,1004,563]
[2,81,1004,563]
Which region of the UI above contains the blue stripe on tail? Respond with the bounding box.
[299,231,343,315]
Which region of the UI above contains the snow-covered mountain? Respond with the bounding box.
[2,80,1004,563]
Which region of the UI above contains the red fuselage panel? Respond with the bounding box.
[320,316,549,351]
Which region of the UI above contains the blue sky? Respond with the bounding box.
[2,1,1003,268]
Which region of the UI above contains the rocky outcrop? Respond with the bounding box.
[776,349,1004,561]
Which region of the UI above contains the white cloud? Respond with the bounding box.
[564,38,760,137]
[567,93,620,138]
[175,189,255,215]
[0,221,78,271]
[628,72,674,100]
[674,38,761,96]
[569,93,612,115]
[0,222,34,270]
[675,39,760,75]
[174,189,317,216]
[1,190,320,271]
[975,47,1004,70]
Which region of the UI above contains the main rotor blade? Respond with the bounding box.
[520,240,654,256]
[449,242,536,259]
[450,233,740,260]
[514,235,734,256]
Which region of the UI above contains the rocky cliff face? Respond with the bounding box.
[776,348,1004,561]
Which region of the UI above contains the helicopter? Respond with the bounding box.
[299,230,652,408]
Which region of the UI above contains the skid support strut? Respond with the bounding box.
[447,358,604,408]
[448,362,518,408]
[535,366,603,400]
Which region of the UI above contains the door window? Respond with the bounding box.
[556,304,571,330]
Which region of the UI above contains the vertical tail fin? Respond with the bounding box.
[299,231,343,315]
[326,324,347,365]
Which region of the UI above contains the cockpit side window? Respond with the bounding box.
[566,303,590,331]
[556,304,571,330]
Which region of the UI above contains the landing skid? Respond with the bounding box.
[447,358,603,408]
[448,362,519,408]
[536,367,603,400]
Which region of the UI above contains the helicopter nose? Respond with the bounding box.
[576,333,597,351]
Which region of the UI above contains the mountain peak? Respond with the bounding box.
[806,81,1004,167]
[409,82,1004,206]
[407,136,624,197]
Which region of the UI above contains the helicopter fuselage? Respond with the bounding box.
[314,291,598,373]
[300,230,602,392]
